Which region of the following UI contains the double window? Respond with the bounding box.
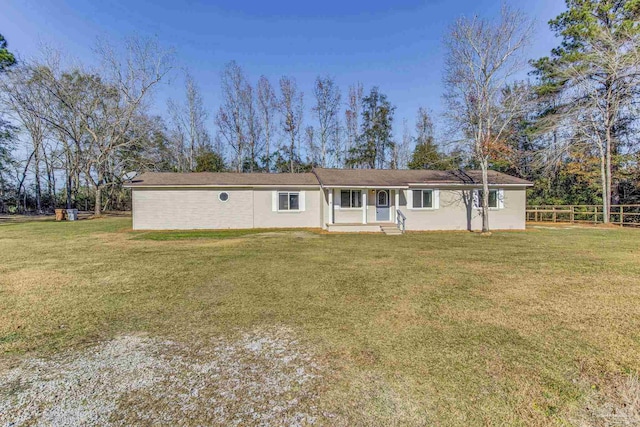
[278,192,300,211]
[475,190,499,209]
[412,189,434,209]
[340,190,362,208]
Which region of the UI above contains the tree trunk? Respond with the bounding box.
[598,141,607,225]
[94,186,102,216]
[45,153,55,210]
[290,136,295,173]
[65,151,72,210]
[0,173,5,213]
[481,158,490,233]
[16,151,35,213]
[94,169,103,216]
[34,148,42,213]
[604,127,612,224]
[265,133,271,172]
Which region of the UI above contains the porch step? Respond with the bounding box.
[380,225,403,235]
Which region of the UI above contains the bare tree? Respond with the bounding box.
[304,125,317,165]
[0,64,50,212]
[312,76,341,168]
[216,61,247,172]
[168,70,210,171]
[278,76,304,172]
[257,76,277,172]
[241,81,262,172]
[344,82,363,167]
[27,60,87,210]
[391,118,412,169]
[443,6,534,232]
[77,37,173,215]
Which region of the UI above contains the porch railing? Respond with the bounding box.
[526,205,640,227]
[396,209,406,233]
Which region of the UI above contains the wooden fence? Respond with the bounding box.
[526,205,640,226]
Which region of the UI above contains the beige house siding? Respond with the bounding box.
[367,189,397,223]
[330,189,366,224]
[252,188,323,228]
[399,187,526,231]
[132,187,324,230]
[132,188,254,230]
[132,185,526,231]
[329,188,398,224]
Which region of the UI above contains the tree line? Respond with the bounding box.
[0,0,638,228]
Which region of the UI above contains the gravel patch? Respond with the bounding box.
[0,326,331,426]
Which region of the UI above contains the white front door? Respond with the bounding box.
[376,190,390,222]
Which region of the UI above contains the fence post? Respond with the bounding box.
[594,206,598,224]
[552,206,557,223]
[620,206,624,226]
[570,205,575,223]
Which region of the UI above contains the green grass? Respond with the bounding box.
[131,228,308,241]
[1,217,640,425]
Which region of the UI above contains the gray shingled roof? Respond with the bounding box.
[312,168,532,186]
[124,169,532,187]
[125,172,319,186]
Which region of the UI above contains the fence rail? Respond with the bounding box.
[526,205,640,226]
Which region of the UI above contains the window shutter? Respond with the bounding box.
[406,189,413,210]
[498,189,505,209]
[299,191,306,211]
[272,191,278,212]
[434,189,440,209]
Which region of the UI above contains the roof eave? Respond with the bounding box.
[123,183,321,189]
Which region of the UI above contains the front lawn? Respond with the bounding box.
[1,218,639,425]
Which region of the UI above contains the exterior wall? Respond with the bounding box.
[132,187,323,230]
[132,188,254,230]
[132,185,526,231]
[329,188,398,224]
[368,189,397,223]
[252,188,323,228]
[398,187,527,231]
[322,189,330,229]
[332,188,365,224]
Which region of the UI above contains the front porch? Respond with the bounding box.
[326,187,403,228]
[325,222,396,233]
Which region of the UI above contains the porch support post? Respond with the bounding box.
[328,189,334,225]
[395,190,400,222]
[362,189,367,224]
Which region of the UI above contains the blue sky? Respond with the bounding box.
[1,0,566,143]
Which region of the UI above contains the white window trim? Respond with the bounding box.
[408,188,439,210]
[276,191,304,213]
[336,189,363,210]
[473,189,503,210]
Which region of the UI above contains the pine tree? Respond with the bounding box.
[347,87,395,169]
[531,0,640,220]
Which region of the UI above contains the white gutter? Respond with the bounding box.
[123,184,322,189]
[321,185,408,189]
[406,182,534,187]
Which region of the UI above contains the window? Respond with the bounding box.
[340,190,362,208]
[278,192,300,211]
[218,192,229,202]
[412,189,433,209]
[377,190,388,207]
[476,190,499,208]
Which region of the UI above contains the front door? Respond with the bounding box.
[376,190,390,222]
